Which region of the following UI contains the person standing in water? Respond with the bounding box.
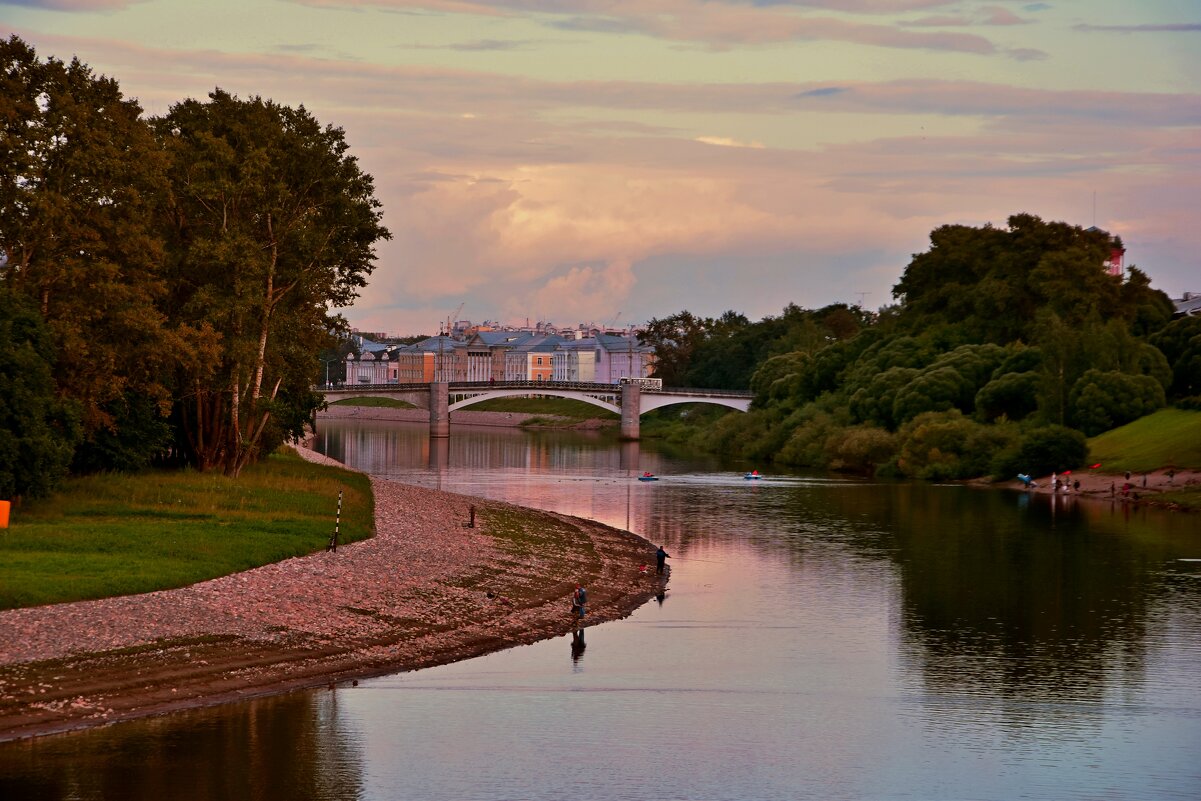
[572,584,587,620]
[656,545,670,575]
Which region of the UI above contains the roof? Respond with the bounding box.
[411,335,464,353]
[1174,292,1201,317]
[511,335,562,353]
[595,333,654,353]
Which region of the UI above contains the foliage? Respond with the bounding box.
[975,371,1041,422]
[646,303,870,390]
[892,214,1170,344]
[1068,369,1165,437]
[0,449,372,610]
[824,425,898,475]
[0,35,174,459]
[0,290,80,499]
[894,411,1016,481]
[155,90,390,475]
[1149,316,1201,399]
[1004,424,1088,477]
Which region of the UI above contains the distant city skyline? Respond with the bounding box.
[4,0,1198,335]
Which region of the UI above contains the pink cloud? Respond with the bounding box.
[10,27,1199,331]
[289,0,1000,54]
[0,0,145,9]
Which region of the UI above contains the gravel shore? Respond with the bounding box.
[0,446,660,742]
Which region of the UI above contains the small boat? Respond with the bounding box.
[638,472,659,482]
[744,470,762,480]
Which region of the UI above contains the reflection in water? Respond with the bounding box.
[4,420,1200,800]
[0,693,364,801]
[570,628,587,666]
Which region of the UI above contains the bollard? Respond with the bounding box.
[469,504,475,528]
[327,489,343,552]
[0,500,8,529]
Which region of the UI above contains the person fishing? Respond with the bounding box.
[571,584,587,620]
[656,545,670,575]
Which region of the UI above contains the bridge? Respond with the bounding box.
[317,381,753,440]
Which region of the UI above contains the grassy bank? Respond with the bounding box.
[1087,409,1201,473]
[466,396,618,422]
[0,449,372,610]
[330,397,415,408]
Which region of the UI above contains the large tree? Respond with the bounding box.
[155,90,389,475]
[0,35,173,468]
[892,214,1172,344]
[0,289,79,499]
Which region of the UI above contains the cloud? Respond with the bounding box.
[12,27,1199,333]
[0,0,144,8]
[288,0,1005,55]
[1073,23,1201,34]
[904,6,1030,27]
[696,135,765,148]
[400,38,543,51]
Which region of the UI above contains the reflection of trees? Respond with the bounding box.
[865,485,1191,705]
[0,692,364,801]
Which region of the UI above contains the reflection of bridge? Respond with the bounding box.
[317,381,753,439]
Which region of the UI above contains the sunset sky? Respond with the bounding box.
[4,1,1199,335]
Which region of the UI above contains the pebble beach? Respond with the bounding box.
[0,446,659,742]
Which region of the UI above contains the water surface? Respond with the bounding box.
[3,420,1199,800]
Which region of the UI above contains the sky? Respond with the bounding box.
[3,1,1199,336]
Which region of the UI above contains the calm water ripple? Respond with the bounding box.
[2,420,1199,800]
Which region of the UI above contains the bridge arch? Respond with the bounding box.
[448,388,620,415]
[639,396,751,415]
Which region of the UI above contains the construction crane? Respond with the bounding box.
[443,302,464,336]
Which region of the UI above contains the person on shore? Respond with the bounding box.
[572,584,587,621]
[656,545,670,575]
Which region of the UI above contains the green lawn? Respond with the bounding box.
[0,449,373,610]
[466,396,618,420]
[330,397,415,408]
[1087,409,1201,473]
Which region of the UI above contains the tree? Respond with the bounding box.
[892,214,1171,345]
[1149,316,1201,399]
[641,311,710,386]
[1007,425,1088,476]
[0,290,80,499]
[0,35,173,466]
[155,90,390,475]
[1069,369,1165,436]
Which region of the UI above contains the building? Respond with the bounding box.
[1173,291,1201,318]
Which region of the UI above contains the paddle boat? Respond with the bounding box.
[638,472,659,482]
[744,470,762,480]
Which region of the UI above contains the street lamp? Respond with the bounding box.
[320,354,338,387]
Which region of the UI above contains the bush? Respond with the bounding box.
[894,410,999,480]
[824,425,898,475]
[1069,369,1165,436]
[1004,424,1088,476]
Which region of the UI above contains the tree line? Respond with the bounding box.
[0,36,390,499]
[641,214,1201,478]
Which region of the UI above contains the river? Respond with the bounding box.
[3,419,1200,800]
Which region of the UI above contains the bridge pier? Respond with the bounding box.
[430,381,449,438]
[620,383,641,440]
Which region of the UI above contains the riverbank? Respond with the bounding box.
[0,447,661,742]
[997,466,1201,510]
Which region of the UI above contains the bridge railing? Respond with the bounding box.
[317,380,751,396]
[448,380,623,392]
